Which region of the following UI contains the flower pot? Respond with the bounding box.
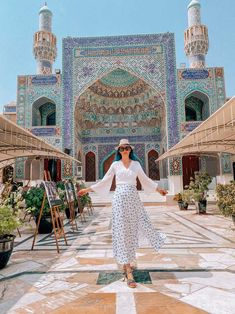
[177,201,184,210]
[178,201,188,210]
[198,200,207,214]
[183,202,188,210]
[35,216,53,234]
[65,207,78,219]
[0,235,15,269]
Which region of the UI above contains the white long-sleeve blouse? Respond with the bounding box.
[90,160,158,197]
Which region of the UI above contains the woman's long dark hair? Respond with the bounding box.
[114,148,139,161]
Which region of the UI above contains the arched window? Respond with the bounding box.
[148,150,160,180]
[32,97,56,126]
[185,92,209,122]
[85,152,96,182]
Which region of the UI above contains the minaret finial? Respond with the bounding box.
[33,3,57,74]
[184,0,209,68]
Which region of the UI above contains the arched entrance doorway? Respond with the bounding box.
[148,150,160,180]
[182,155,199,188]
[74,68,166,184]
[85,152,96,182]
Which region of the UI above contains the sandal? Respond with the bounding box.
[122,265,137,288]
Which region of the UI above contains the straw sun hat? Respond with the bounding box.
[115,139,134,150]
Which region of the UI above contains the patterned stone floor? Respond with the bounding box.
[1,201,235,314]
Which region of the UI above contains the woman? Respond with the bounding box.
[78,139,167,288]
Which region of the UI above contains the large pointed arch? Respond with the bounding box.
[76,65,165,100]
[74,68,167,137]
[74,68,167,183]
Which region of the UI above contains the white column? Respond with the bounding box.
[166,175,183,204]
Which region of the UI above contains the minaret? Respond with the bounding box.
[33,2,57,74]
[184,0,209,68]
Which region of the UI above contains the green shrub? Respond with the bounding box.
[216,182,235,217]
[0,205,21,238]
[23,187,50,217]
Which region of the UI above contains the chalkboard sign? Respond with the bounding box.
[43,181,62,207]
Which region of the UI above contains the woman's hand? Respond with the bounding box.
[78,188,89,196]
[156,188,168,196]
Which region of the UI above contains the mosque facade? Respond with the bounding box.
[15,0,232,191]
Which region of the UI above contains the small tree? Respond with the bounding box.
[0,205,21,239]
[187,171,212,202]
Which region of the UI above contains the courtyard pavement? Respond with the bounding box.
[0,196,235,314]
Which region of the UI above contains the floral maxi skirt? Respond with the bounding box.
[112,184,166,264]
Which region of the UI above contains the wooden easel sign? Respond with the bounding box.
[31,181,68,253]
[64,181,78,231]
[65,181,75,203]
[44,181,62,207]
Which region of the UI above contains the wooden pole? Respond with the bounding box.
[31,192,46,250]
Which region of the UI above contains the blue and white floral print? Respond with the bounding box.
[112,184,166,264]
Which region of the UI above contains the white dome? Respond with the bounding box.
[39,3,52,15]
[188,0,200,9]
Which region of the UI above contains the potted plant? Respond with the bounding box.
[74,180,94,219]
[216,182,235,224]
[173,193,185,210]
[23,187,52,234]
[75,181,91,209]
[186,171,212,214]
[56,182,71,218]
[181,189,194,210]
[0,205,21,269]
